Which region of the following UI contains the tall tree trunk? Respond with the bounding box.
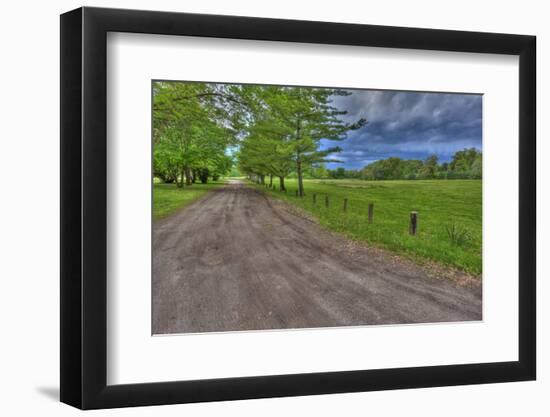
[260,175,265,185]
[297,157,305,197]
[269,174,273,187]
[185,167,193,186]
[279,176,286,191]
[177,166,185,188]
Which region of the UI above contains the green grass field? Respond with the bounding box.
[253,179,482,275]
[153,181,224,219]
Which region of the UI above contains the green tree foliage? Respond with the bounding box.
[444,148,483,179]
[237,86,366,195]
[238,124,294,188]
[153,126,183,183]
[354,149,482,180]
[331,167,347,179]
[153,81,243,187]
[450,148,479,173]
[153,80,482,190]
[310,163,329,179]
[470,153,482,179]
[360,157,423,180]
[418,154,439,179]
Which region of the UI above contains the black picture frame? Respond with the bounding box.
[60,6,536,410]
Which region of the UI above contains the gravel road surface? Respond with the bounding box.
[152,180,481,334]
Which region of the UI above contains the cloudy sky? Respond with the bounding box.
[322,89,482,169]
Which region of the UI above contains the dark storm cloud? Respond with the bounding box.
[322,90,482,169]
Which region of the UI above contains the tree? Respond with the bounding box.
[240,86,366,196]
[360,158,412,180]
[211,154,233,181]
[329,167,347,179]
[470,153,482,179]
[237,116,294,189]
[311,163,329,179]
[152,81,238,187]
[418,155,439,179]
[450,148,480,173]
[358,151,481,181]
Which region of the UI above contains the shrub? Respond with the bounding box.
[445,223,472,247]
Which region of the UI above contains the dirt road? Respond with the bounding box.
[152,180,481,334]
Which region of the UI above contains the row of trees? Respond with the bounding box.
[308,148,482,180]
[153,82,242,186]
[237,87,366,196]
[153,80,481,190]
[153,82,366,194]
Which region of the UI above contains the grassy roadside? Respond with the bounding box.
[153,181,225,220]
[251,178,482,275]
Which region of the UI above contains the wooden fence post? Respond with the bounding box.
[368,203,374,224]
[343,198,348,212]
[410,211,418,235]
[325,195,329,208]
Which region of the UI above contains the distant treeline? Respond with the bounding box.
[303,148,482,180]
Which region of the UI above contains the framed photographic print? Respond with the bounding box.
[60,6,536,409]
